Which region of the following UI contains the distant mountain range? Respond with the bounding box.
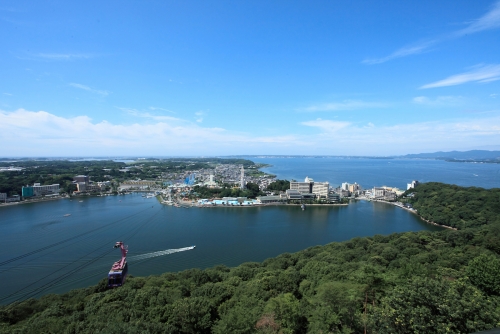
[401,150,500,161]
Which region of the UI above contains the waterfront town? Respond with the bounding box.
[0,160,419,209]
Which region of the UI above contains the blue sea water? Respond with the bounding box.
[1,157,494,304]
[252,157,500,189]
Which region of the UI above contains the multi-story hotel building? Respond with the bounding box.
[290,177,330,200]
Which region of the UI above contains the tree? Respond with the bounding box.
[372,277,500,334]
[266,180,290,192]
[245,182,262,198]
[466,253,500,295]
[263,293,303,334]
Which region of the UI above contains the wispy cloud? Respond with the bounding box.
[298,116,500,154]
[37,53,92,60]
[364,1,500,64]
[420,64,500,89]
[3,93,12,96]
[118,107,182,122]
[69,83,109,96]
[412,95,463,106]
[301,119,351,132]
[456,1,500,35]
[302,100,388,112]
[195,111,206,123]
[149,106,175,113]
[363,40,436,65]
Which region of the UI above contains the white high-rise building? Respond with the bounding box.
[240,166,245,189]
[312,182,329,199]
[290,176,329,199]
[290,178,312,194]
[407,180,419,190]
[32,183,60,196]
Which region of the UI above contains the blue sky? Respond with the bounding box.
[1,0,500,156]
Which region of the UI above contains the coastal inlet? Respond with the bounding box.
[0,193,443,304]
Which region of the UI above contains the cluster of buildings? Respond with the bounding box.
[255,176,341,204]
[364,186,402,201]
[287,176,339,202]
[22,183,60,198]
[339,182,361,197]
[253,177,417,204]
[10,174,113,202]
[158,164,275,192]
[73,175,111,194]
[0,167,24,172]
[118,180,158,191]
[0,193,20,203]
[197,197,258,206]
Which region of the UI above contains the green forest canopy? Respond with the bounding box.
[404,182,500,229]
[1,182,500,333]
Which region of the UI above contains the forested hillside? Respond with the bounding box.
[405,182,500,230]
[1,183,500,333]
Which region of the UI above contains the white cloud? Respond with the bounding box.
[118,107,181,122]
[3,93,12,96]
[69,83,109,96]
[195,111,205,123]
[301,119,351,132]
[420,64,500,89]
[363,40,436,65]
[0,109,302,156]
[299,116,500,155]
[149,106,175,113]
[303,100,388,112]
[412,95,463,106]
[303,117,500,138]
[364,1,500,64]
[1,109,499,156]
[456,1,500,35]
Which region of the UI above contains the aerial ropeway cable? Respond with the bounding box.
[14,245,198,293]
[0,206,152,268]
[0,207,161,303]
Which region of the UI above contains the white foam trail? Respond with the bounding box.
[129,246,195,261]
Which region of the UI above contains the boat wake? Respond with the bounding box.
[129,246,195,261]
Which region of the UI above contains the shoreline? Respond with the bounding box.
[0,195,69,207]
[356,197,458,230]
[3,192,457,231]
[174,200,349,208]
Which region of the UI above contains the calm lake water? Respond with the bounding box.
[2,157,496,304]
